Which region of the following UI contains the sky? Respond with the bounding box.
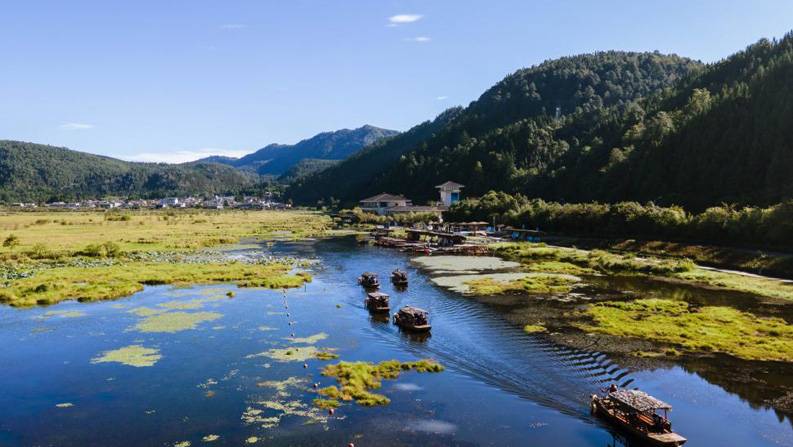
[2,0,792,163]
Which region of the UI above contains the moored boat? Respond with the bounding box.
[365,291,390,313]
[358,272,380,289]
[391,269,408,286]
[591,387,686,446]
[393,306,431,332]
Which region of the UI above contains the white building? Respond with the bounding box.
[359,193,412,215]
[436,181,464,207]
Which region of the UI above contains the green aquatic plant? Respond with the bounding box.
[288,332,328,344]
[523,324,547,333]
[577,298,793,362]
[248,346,338,362]
[134,311,222,333]
[312,398,340,409]
[318,359,444,407]
[91,345,162,367]
[43,310,86,318]
[201,434,220,442]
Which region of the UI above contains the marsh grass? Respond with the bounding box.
[577,298,793,362]
[465,273,579,295]
[91,344,162,367]
[1,262,310,307]
[318,359,444,407]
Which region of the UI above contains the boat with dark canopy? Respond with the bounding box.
[358,272,380,289]
[393,306,431,332]
[365,291,390,313]
[591,387,687,446]
[391,269,408,287]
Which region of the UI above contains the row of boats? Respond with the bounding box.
[357,271,685,446]
[358,270,431,333]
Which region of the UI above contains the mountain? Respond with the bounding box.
[288,109,463,205]
[0,141,261,202]
[554,33,793,209]
[199,125,399,177]
[287,51,701,206]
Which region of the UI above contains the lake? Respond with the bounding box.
[0,236,791,446]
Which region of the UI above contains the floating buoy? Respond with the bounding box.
[347,443,353,447]
[328,408,334,415]
[313,383,318,389]
[303,363,308,369]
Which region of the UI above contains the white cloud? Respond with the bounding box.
[123,148,251,164]
[388,14,423,25]
[436,96,448,101]
[404,36,431,43]
[59,122,94,130]
[220,23,247,30]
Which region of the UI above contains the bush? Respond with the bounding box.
[80,241,122,258]
[3,234,20,248]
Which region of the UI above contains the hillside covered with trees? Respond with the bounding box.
[0,141,262,202]
[287,51,701,205]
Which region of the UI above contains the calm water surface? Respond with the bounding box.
[0,237,791,446]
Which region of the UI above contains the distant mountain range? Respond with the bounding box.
[0,140,261,202]
[195,125,399,178]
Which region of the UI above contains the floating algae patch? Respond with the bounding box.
[318,359,444,407]
[201,434,220,442]
[576,298,793,362]
[42,310,87,319]
[257,376,309,397]
[158,294,227,310]
[245,437,259,444]
[287,332,328,345]
[242,399,328,429]
[55,402,74,408]
[465,273,580,295]
[174,442,191,447]
[247,346,337,362]
[91,345,162,367]
[128,307,167,317]
[523,324,547,334]
[412,255,520,274]
[134,311,222,333]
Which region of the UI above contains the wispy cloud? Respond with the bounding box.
[59,122,94,130]
[388,14,423,26]
[124,148,250,164]
[220,23,247,30]
[436,96,448,101]
[404,36,431,43]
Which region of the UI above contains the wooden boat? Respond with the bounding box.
[391,269,408,286]
[393,306,431,332]
[591,388,686,446]
[365,291,390,313]
[358,272,380,289]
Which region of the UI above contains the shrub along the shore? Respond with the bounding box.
[447,191,793,249]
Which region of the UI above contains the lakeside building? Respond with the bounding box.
[359,180,464,218]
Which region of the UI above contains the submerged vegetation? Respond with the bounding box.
[134,311,223,333]
[577,299,793,362]
[91,345,162,367]
[318,359,444,407]
[0,210,327,307]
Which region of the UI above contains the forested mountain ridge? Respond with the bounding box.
[287,51,701,205]
[198,125,399,176]
[566,33,793,208]
[0,141,260,202]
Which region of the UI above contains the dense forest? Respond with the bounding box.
[0,141,262,202]
[199,125,398,176]
[290,34,793,212]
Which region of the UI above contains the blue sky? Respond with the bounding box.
[2,0,792,162]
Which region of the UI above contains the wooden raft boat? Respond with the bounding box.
[393,306,431,332]
[591,388,686,446]
[365,291,390,313]
[358,272,380,289]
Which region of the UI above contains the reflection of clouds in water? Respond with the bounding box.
[392,383,422,392]
[408,419,457,435]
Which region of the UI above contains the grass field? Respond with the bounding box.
[0,209,330,306]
